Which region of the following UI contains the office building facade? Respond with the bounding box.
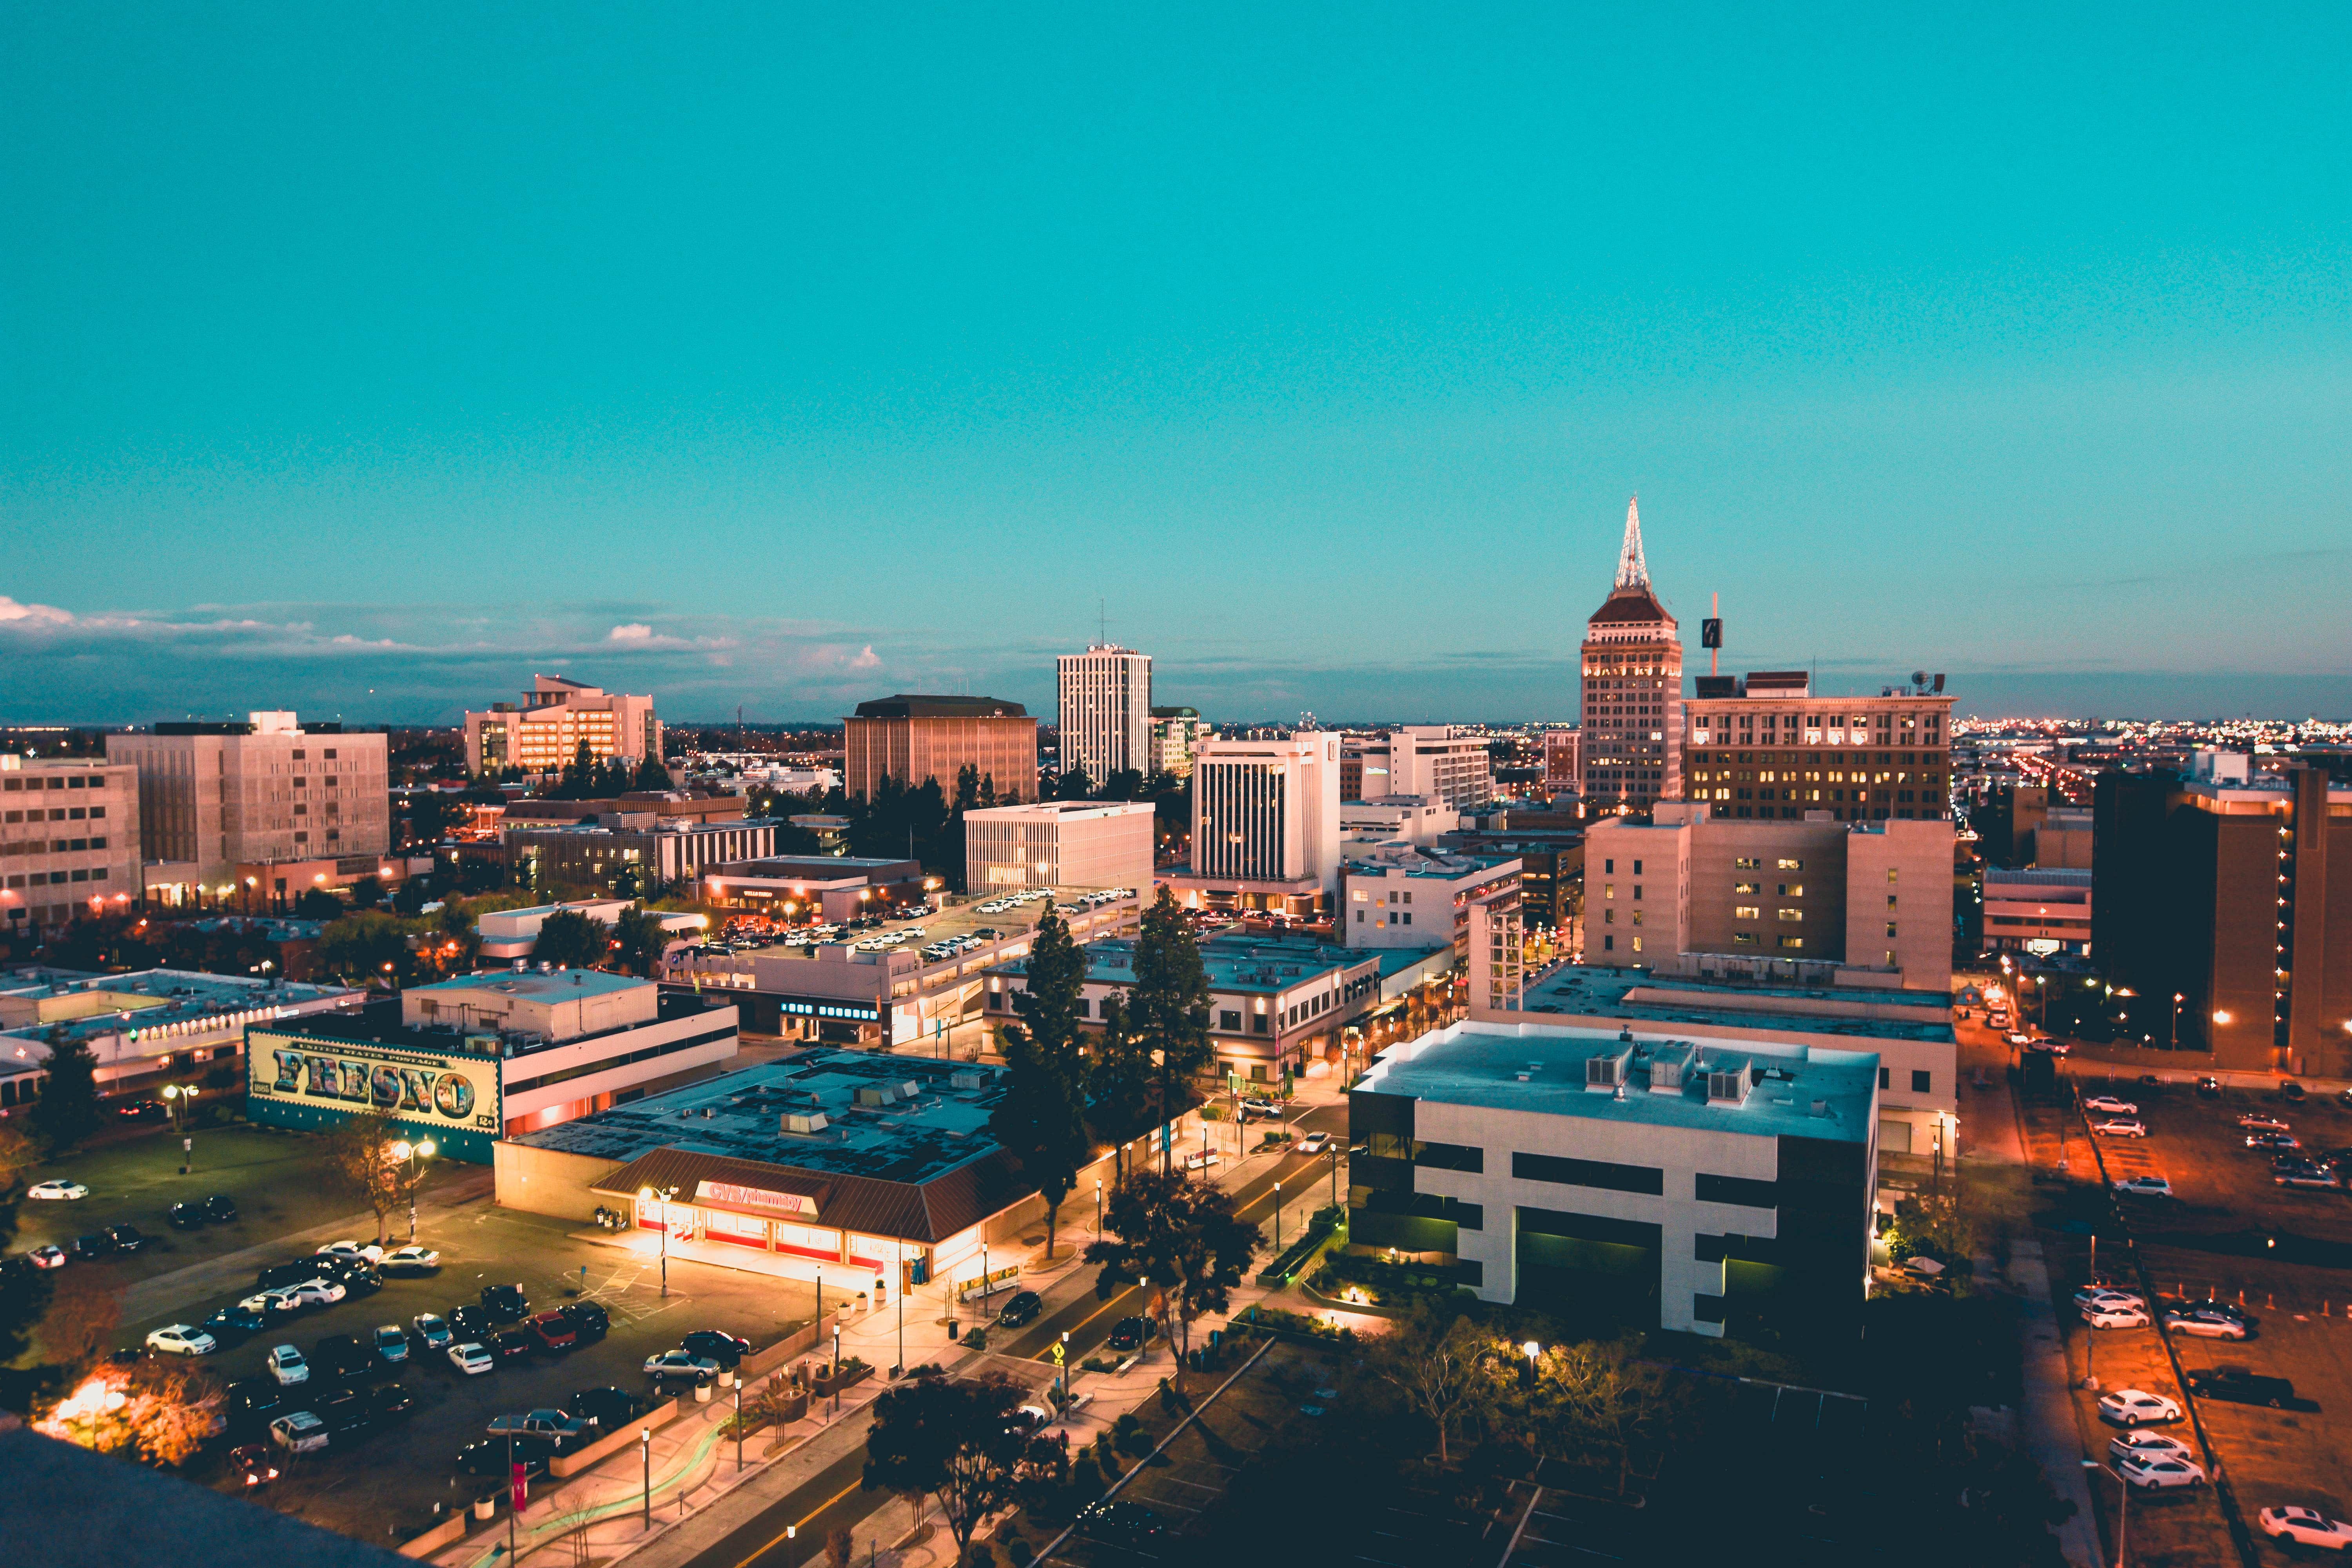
[1682,672,1955,822]
[844,695,1037,804]
[1165,732,1341,916]
[1056,644,1152,786]
[1581,500,1683,814]
[0,755,143,935]
[1341,728,1496,810]
[964,800,1154,896]
[1342,845,1522,956]
[1150,707,1205,779]
[465,675,662,777]
[1543,728,1583,794]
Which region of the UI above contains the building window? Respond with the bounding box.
[1887,868,1899,883]
[1735,857,1760,870]
[1632,885,1642,900]
[1886,922,1898,938]
[1777,935,1802,949]
[1776,909,1801,922]
[1878,1067,1890,1089]
[1778,883,1802,897]
[1733,933,1757,946]
[1632,860,1642,874]
[1734,905,1760,919]
[1604,859,1613,873]
[1603,909,1613,924]
[1777,858,1802,871]
[1603,935,1614,951]
[1630,911,1642,926]
[1911,1070,1932,1093]
[1219,1010,1241,1031]
[1250,1015,1269,1035]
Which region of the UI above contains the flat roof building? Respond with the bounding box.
[1341,845,1521,956]
[844,695,1037,806]
[1984,867,2093,956]
[700,857,927,923]
[0,754,141,936]
[0,966,358,1108]
[1056,644,1152,787]
[465,675,662,778]
[1164,732,1341,918]
[1341,728,1496,811]
[497,815,778,898]
[1681,671,1955,823]
[965,800,1153,898]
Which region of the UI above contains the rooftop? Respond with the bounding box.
[1985,867,2095,887]
[408,968,649,1002]
[996,931,1371,993]
[1517,964,1956,1044]
[1342,847,1517,880]
[850,695,1029,720]
[1359,1019,1877,1143]
[0,967,358,1052]
[728,884,1133,966]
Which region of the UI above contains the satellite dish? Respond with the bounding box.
[1912,670,1928,688]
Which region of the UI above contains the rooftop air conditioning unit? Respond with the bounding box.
[949,1069,984,1091]
[782,1111,830,1136]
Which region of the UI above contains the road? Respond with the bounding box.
[684,1100,1351,1568]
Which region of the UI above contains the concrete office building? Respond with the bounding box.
[109,713,390,900]
[1164,733,1342,918]
[465,676,662,777]
[1342,728,1496,811]
[844,696,1037,805]
[1056,644,1152,786]
[1350,1020,1878,1345]
[700,858,927,922]
[1983,868,2093,956]
[1581,500,1684,814]
[499,815,778,895]
[2094,761,2352,1076]
[1439,824,1583,932]
[1342,845,1521,957]
[1341,797,1460,848]
[1585,804,1953,993]
[964,801,1153,897]
[1543,728,1583,795]
[1150,707,1206,779]
[1682,672,1955,822]
[0,755,142,936]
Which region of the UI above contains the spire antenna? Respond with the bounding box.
[1614,496,1650,591]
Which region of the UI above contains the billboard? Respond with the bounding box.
[247,1031,501,1136]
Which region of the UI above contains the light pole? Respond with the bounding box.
[2171,993,2183,1051]
[162,1084,192,1174]
[893,1271,903,1379]
[2080,1459,2127,1568]
[1094,1179,1102,1237]
[1273,1180,1282,1253]
[734,1379,742,1472]
[640,1428,652,1527]
[1059,1330,1071,1406]
[1329,1140,1339,1207]
[639,1185,677,1296]
[1520,1339,1540,1389]
[831,1322,841,1417]
[392,1137,436,1241]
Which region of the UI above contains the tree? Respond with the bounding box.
[1365,1303,1495,1466]
[532,908,607,970]
[30,1031,101,1154]
[989,913,1092,1259]
[318,911,410,985]
[349,875,386,910]
[862,1373,1039,1564]
[1053,767,1094,802]
[612,906,671,977]
[320,1109,428,1246]
[1129,889,1215,1170]
[294,887,344,920]
[1082,1168,1259,1379]
[635,753,675,790]
[33,1357,227,1466]
[404,789,463,848]
[954,763,982,815]
[1085,993,1154,1182]
[0,1123,54,1363]
[1509,1339,1682,1495]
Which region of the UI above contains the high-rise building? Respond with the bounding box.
[1681,673,1955,822]
[1056,644,1152,787]
[0,754,143,936]
[108,713,389,900]
[1580,499,1683,813]
[843,695,1037,804]
[465,675,662,778]
[1340,727,1495,809]
[1164,733,1341,918]
[2093,759,2352,1076]
[1542,728,1583,794]
[1149,706,1205,779]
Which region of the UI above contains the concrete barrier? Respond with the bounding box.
[548,1394,682,1478]
[739,1320,822,1383]
[399,1513,469,1558]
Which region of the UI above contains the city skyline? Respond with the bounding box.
[7,8,2350,723]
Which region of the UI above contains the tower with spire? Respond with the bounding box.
[1579,496,1684,817]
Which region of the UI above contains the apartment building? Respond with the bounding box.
[1149,707,1205,779]
[465,675,662,777]
[1164,733,1342,918]
[1585,804,1953,993]
[0,755,143,935]
[844,695,1037,804]
[1056,644,1152,786]
[964,800,1154,896]
[109,713,390,898]
[1983,868,2093,956]
[1682,672,1955,823]
[1341,844,1521,956]
[1341,727,1496,810]
[1581,501,1684,813]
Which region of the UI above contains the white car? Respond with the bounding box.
[2163,1307,2249,1340]
[316,1241,385,1265]
[381,1245,441,1274]
[1294,1132,1333,1155]
[2109,1430,2194,1465]
[2092,1118,2147,1138]
[145,1324,218,1357]
[449,1342,496,1376]
[2073,1286,2145,1312]
[2112,1175,2173,1199]
[26,1180,89,1201]
[2260,1507,2352,1551]
[240,1287,305,1317]
[26,1245,68,1270]
[2098,1388,2182,1427]
[269,1411,329,1454]
[2118,1452,2205,1489]
[643,1349,721,1381]
[2084,1303,2151,1330]
[266,1345,311,1385]
[2083,1096,2139,1116]
[286,1278,347,1307]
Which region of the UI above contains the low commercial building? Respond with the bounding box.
[465,675,662,777]
[985,930,1382,1081]
[0,753,142,936]
[1342,727,1496,810]
[700,857,927,922]
[1983,868,2093,956]
[1681,672,1955,823]
[1340,796,1459,849]
[244,971,740,1160]
[1438,825,1583,933]
[1341,846,1521,956]
[497,815,779,895]
[1350,1018,1878,1345]
[495,1048,1054,1295]
[0,967,358,1108]
[473,900,705,961]
[964,800,1153,896]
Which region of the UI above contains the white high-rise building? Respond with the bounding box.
[1166,732,1341,919]
[1056,644,1152,788]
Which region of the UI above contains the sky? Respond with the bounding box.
[4,4,2349,726]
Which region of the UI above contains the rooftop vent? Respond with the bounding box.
[1648,1042,1697,1095]
[949,1069,984,1091]
[781,1111,830,1136]
[1707,1059,1759,1107]
[1586,1044,1635,1093]
[1810,1098,1829,1118]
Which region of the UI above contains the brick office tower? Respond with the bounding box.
[1580,499,1683,815]
[844,695,1038,804]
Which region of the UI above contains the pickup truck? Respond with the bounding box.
[486,1408,590,1441]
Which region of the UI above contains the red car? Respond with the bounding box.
[525,1312,577,1353]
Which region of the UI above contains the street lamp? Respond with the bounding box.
[1273,1180,1282,1253]
[1521,1339,1540,1389]
[639,1184,678,1296]
[2171,993,2183,1051]
[2080,1459,2127,1568]
[162,1083,194,1174]
[1094,1179,1102,1236]
[641,1428,652,1527]
[391,1138,436,1241]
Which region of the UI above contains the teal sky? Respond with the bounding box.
[4,4,2349,724]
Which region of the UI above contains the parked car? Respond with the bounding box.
[2247,1131,2302,1152]
[71,1234,115,1262]
[2165,1307,2252,1341]
[1075,1499,1167,1546]
[525,1312,578,1354]
[269,1411,330,1454]
[240,1287,308,1319]
[2112,1175,2174,1199]
[379,1245,441,1275]
[2185,1367,2293,1407]
[997,1292,1042,1328]
[2085,1303,2151,1330]
[317,1241,386,1265]
[224,1380,284,1430]
[2239,1113,2292,1133]
[2280,1080,2308,1102]
[145,1324,218,1357]
[315,1256,382,1292]
[373,1325,411,1365]
[486,1408,589,1441]
[411,1313,455,1351]
[2073,1284,2144,1312]
[2092,1118,2147,1138]
[562,1387,641,1431]
[229,1444,281,1488]
[286,1278,347,1308]
[1107,1316,1156,1353]
[2275,1161,2343,1190]
[203,1304,270,1342]
[490,1328,535,1364]
[267,1345,311,1386]
[103,1224,148,1253]
[115,1098,168,1122]
[364,1382,414,1422]
[456,1439,551,1481]
[2096,1388,2182,1427]
[27,1180,89,1201]
[25,1245,67,1270]
[642,1349,720,1383]
[1238,1098,1286,1120]
[167,1201,207,1229]
[680,1330,751,1369]
[557,1301,609,1344]
[2259,1507,2352,1550]
[2118,1452,2206,1489]
[448,1342,496,1376]
[2109,1430,2195,1465]
[310,1384,370,1434]
[481,1283,530,1323]
[2171,1298,2251,1323]
[2195,1076,2222,1098]
[2083,1095,2139,1116]
[1295,1131,1333,1155]
[202,1194,240,1223]
[312,1334,374,1381]
[447,1305,493,1342]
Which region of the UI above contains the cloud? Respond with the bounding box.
[0,596,74,626]
[607,623,656,644]
[849,645,882,669]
